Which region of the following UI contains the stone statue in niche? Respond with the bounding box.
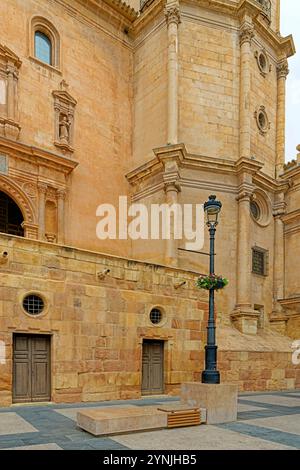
[59,115,70,144]
[52,81,77,154]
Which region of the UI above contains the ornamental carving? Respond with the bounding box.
[0,43,22,141]
[239,24,254,46]
[164,5,181,26]
[0,175,37,224]
[22,182,37,199]
[52,80,77,154]
[277,60,289,80]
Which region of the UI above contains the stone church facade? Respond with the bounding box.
[0,0,299,406]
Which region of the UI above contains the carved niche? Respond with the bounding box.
[0,44,22,140]
[52,80,77,154]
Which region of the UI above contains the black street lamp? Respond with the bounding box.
[202,195,222,385]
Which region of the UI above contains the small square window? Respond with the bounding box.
[252,247,268,276]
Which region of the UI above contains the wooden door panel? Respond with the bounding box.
[13,362,31,402]
[141,343,150,393]
[13,335,31,403]
[31,336,51,402]
[142,341,164,395]
[13,335,51,403]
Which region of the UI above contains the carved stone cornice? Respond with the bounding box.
[239,23,254,46]
[164,4,181,27]
[0,44,22,70]
[277,59,289,80]
[0,136,78,175]
[282,209,300,225]
[235,157,264,176]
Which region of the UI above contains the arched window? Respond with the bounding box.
[35,31,52,65]
[31,17,60,69]
[0,191,24,236]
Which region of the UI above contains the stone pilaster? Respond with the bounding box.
[270,192,287,334]
[57,189,66,244]
[163,178,181,268]
[232,172,259,335]
[38,183,47,240]
[276,59,289,177]
[239,22,254,160]
[165,2,180,145]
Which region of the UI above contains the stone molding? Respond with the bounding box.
[0,136,78,175]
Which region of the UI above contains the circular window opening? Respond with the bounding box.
[23,294,45,316]
[258,112,266,129]
[150,308,163,325]
[250,201,261,220]
[258,53,267,72]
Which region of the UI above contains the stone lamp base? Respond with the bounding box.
[181,382,238,424]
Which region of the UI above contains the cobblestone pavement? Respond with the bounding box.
[0,391,299,450]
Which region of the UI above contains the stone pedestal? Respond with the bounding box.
[181,382,238,424]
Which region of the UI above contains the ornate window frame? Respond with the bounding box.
[254,106,270,135]
[30,16,61,71]
[250,189,272,227]
[255,49,271,77]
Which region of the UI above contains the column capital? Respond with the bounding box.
[239,23,254,46]
[37,182,48,194]
[164,181,181,194]
[163,169,181,193]
[164,4,181,26]
[273,201,287,218]
[57,188,67,200]
[277,59,289,80]
[236,183,253,202]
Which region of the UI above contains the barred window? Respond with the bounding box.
[150,308,162,325]
[23,294,45,316]
[252,248,268,276]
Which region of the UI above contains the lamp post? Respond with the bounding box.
[202,195,222,385]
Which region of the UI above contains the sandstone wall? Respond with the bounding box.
[0,233,207,406]
[178,7,240,160]
[1,0,133,255]
[133,14,168,165]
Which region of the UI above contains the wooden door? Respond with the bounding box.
[13,335,51,403]
[142,340,164,395]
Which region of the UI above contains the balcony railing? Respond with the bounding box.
[256,0,271,19]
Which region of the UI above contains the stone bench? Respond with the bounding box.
[77,406,167,436]
[77,403,205,436]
